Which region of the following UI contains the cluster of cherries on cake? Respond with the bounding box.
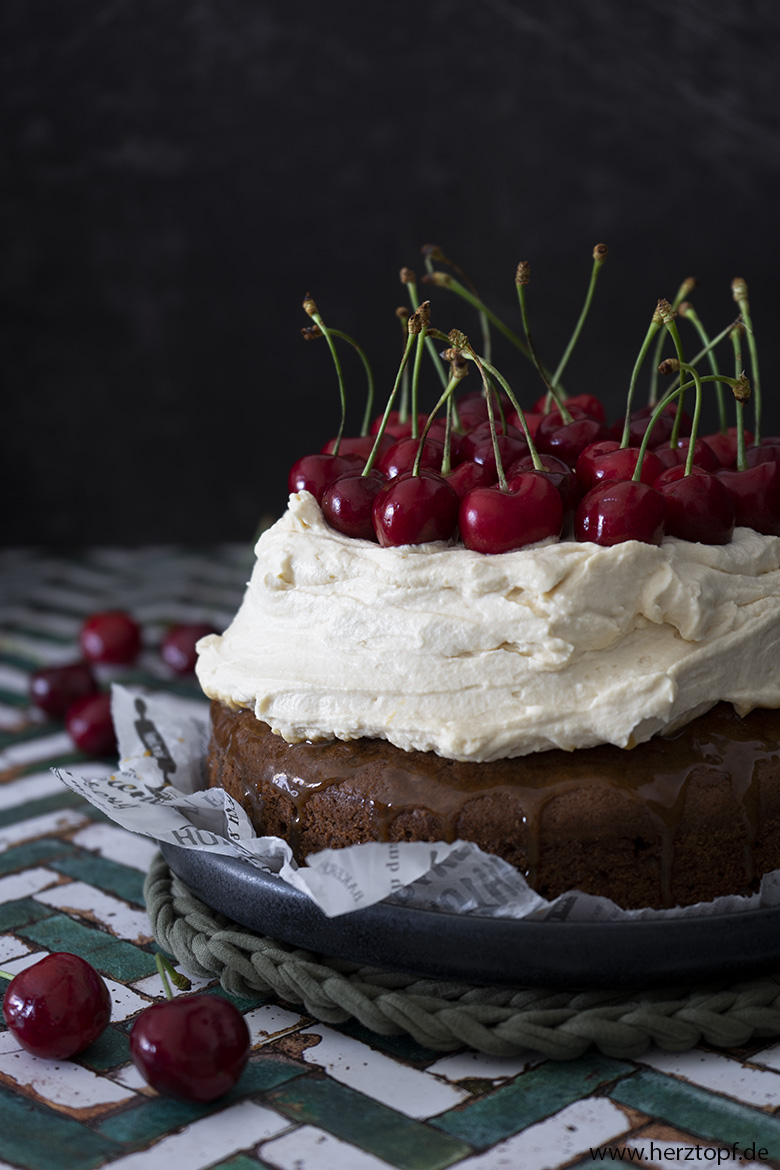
[288,268,780,554]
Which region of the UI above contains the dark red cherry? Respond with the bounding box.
[445,460,497,499]
[575,441,664,491]
[716,462,780,535]
[533,392,606,423]
[652,437,720,472]
[507,454,580,516]
[369,411,428,439]
[288,453,362,503]
[459,474,564,554]
[377,437,444,479]
[653,466,736,545]
[161,624,218,674]
[702,427,753,468]
[30,662,97,718]
[3,952,111,1059]
[321,433,394,461]
[426,420,465,462]
[130,995,250,1102]
[535,407,609,468]
[506,409,545,439]
[575,480,666,546]
[468,434,530,476]
[458,421,527,462]
[80,611,141,665]
[746,444,780,467]
[321,470,386,540]
[372,471,459,547]
[66,693,117,757]
[455,392,511,429]
[612,403,692,447]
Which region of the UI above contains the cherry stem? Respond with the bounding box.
[662,314,690,449]
[328,329,375,437]
[396,310,411,423]
[412,367,466,477]
[410,328,426,439]
[303,298,347,456]
[634,372,748,480]
[466,349,546,473]
[647,277,696,405]
[620,309,664,448]
[155,952,191,1000]
[732,278,761,445]
[404,273,449,390]
[423,246,492,363]
[677,306,726,433]
[0,969,12,981]
[675,363,704,476]
[730,324,748,472]
[362,328,418,475]
[515,264,571,420]
[549,243,608,395]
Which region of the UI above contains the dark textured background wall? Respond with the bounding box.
[3,0,780,545]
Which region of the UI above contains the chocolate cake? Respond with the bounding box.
[206,698,780,910]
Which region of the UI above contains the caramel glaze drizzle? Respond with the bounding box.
[208,701,780,909]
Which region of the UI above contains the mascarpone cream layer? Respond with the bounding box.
[196,491,780,762]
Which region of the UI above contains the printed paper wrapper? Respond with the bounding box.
[55,686,780,921]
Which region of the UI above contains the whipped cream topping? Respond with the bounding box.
[196,492,780,762]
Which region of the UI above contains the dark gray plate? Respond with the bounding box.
[161,842,780,989]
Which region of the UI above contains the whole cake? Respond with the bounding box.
[196,256,780,910]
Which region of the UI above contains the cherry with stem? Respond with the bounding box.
[732,277,761,444]
[647,276,697,406]
[676,300,726,435]
[546,242,609,410]
[400,267,449,391]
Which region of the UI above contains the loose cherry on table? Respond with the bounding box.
[161,624,217,674]
[130,993,250,1103]
[66,692,117,757]
[459,473,564,554]
[653,466,736,545]
[288,452,363,503]
[575,480,667,546]
[29,662,97,717]
[372,470,460,547]
[80,611,141,666]
[321,470,386,540]
[575,440,664,492]
[2,952,111,1059]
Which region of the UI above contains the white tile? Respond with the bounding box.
[96,1100,290,1170]
[639,1049,780,1108]
[259,1125,397,1170]
[452,1097,631,1170]
[0,706,26,732]
[0,634,82,667]
[0,766,110,811]
[0,1032,137,1110]
[0,664,28,692]
[0,936,31,964]
[131,970,214,998]
[426,1050,538,1083]
[71,822,159,872]
[299,1026,468,1118]
[34,882,153,944]
[244,1004,307,1046]
[110,1063,150,1092]
[0,867,62,903]
[0,730,76,771]
[0,807,90,850]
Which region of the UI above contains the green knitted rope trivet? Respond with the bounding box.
[144,853,780,1060]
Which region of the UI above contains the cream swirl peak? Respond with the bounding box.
[195,491,780,762]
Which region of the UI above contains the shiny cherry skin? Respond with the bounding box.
[321,433,394,461]
[652,437,719,472]
[3,952,111,1059]
[507,454,580,516]
[702,427,753,468]
[377,437,444,479]
[458,421,526,462]
[746,443,780,467]
[288,453,362,503]
[130,994,250,1102]
[30,662,97,718]
[161,624,217,674]
[372,471,459,547]
[575,480,666,546]
[611,404,692,447]
[66,693,117,756]
[459,473,564,554]
[506,409,545,439]
[426,420,465,462]
[533,392,607,423]
[445,460,497,499]
[575,441,664,491]
[80,611,141,665]
[535,407,609,468]
[321,470,386,540]
[369,411,428,439]
[716,462,780,535]
[653,466,736,545]
[467,434,530,477]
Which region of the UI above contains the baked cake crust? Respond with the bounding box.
[206,699,780,910]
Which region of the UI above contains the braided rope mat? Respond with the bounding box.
[145,854,780,1060]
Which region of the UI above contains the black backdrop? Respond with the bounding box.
[4,0,780,546]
